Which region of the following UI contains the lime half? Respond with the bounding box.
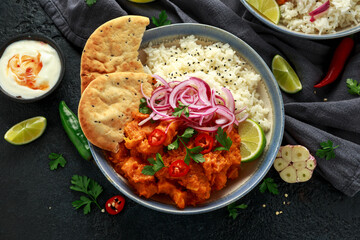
[238,119,266,162]
[272,55,302,94]
[4,116,47,145]
[246,0,281,24]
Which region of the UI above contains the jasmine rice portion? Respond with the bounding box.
[143,35,271,132]
[280,0,360,35]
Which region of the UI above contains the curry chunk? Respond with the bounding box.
[121,157,158,198]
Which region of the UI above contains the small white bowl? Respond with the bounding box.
[0,33,65,103]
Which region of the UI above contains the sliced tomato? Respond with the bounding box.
[105,195,125,215]
[148,129,166,146]
[195,133,214,154]
[169,160,190,177]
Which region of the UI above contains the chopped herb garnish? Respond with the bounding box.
[180,128,195,138]
[48,153,66,170]
[227,202,248,220]
[70,175,103,214]
[173,101,190,117]
[316,140,339,160]
[151,10,171,27]
[139,97,152,114]
[167,128,196,151]
[346,78,360,96]
[179,138,205,165]
[214,127,233,151]
[259,177,279,195]
[85,0,97,7]
[141,153,165,175]
[167,139,179,151]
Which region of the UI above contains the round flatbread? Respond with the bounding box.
[78,72,154,153]
[80,16,149,93]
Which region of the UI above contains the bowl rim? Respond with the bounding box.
[0,33,65,103]
[239,0,360,40]
[91,23,285,214]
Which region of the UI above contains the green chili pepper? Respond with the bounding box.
[59,101,92,161]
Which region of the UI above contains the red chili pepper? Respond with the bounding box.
[148,129,166,146]
[195,133,214,154]
[314,37,354,88]
[105,195,125,215]
[169,160,190,177]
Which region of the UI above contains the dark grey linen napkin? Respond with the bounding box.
[39,0,360,196]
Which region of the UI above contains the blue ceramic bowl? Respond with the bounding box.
[91,23,284,214]
[240,0,360,40]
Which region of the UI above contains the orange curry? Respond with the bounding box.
[107,111,241,209]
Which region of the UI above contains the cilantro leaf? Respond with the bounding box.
[151,10,171,27]
[179,138,204,165]
[189,153,205,164]
[167,128,195,151]
[167,138,179,151]
[180,128,196,138]
[259,178,279,195]
[139,97,152,114]
[70,175,103,214]
[188,146,203,154]
[141,153,165,175]
[85,0,97,7]
[227,202,248,220]
[141,165,156,176]
[214,127,232,151]
[346,79,360,96]
[72,196,92,214]
[173,101,190,118]
[316,140,339,160]
[48,153,66,170]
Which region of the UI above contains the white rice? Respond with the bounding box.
[143,35,271,132]
[280,0,360,34]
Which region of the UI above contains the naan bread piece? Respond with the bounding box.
[80,16,149,93]
[78,72,154,153]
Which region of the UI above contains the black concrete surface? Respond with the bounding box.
[0,1,359,240]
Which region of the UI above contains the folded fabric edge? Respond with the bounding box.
[39,0,87,48]
[285,115,360,197]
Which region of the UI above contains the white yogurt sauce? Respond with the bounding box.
[0,40,62,99]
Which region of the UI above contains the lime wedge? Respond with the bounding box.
[238,119,266,162]
[246,0,281,24]
[4,116,47,145]
[272,55,302,94]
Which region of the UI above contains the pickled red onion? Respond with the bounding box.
[309,0,330,22]
[138,75,248,132]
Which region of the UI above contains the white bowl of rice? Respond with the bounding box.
[241,0,360,39]
[92,23,284,214]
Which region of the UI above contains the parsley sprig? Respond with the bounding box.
[173,101,190,117]
[141,153,165,176]
[227,202,248,220]
[179,137,205,165]
[48,153,66,170]
[139,97,152,114]
[167,128,195,151]
[167,128,204,164]
[316,140,339,160]
[259,177,279,195]
[85,0,97,7]
[70,175,103,214]
[214,127,232,151]
[346,79,360,96]
[152,10,171,27]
